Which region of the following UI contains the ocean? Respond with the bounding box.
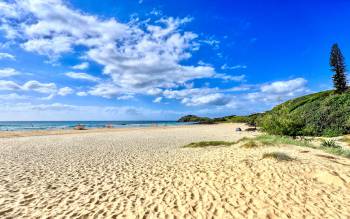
[0,121,192,131]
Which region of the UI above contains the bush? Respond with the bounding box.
[258,91,350,137]
[260,105,304,137]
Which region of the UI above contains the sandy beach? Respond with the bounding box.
[0,123,350,218]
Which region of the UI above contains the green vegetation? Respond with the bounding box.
[258,44,350,137]
[178,113,264,126]
[254,135,314,147]
[258,90,350,137]
[183,141,235,148]
[177,115,211,123]
[184,134,350,158]
[321,139,340,148]
[330,44,347,93]
[320,146,350,158]
[262,152,294,161]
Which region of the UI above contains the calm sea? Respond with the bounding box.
[0,121,192,131]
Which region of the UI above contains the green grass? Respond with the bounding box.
[183,134,350,159]
[262,152,294,161]
[183,141,235,148]
[320,146,350,158]
[321,139,340,148]
[254,134,314,148]
[255,134,350,159]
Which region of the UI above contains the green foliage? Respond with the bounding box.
[178,113,264,126]
[177,115,211,122]
[262,152,294,161]
[259,105,304,136]
[330,44,348,93]
[258,91,350,137]
[254,134,314,147]
[321,139,340,148]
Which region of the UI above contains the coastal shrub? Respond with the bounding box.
[258,91,350,137]
[262,152,293,161]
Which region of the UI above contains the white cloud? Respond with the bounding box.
[65,72,99,82]
[181,93,230,106]
[221,64,247,70]
[57,87,73,96]
[0,68,20,77]
[162,87,230,106]
[117,94,134,100]
[88,83,123,98]
[29,103,77,111]
[214,73,246,82]
[76,91,88,96]
[0,0,218,98]
[0,80,21,90]
[260,78,307,94]
[0,52,15,60]
[0,79,74,99]
[146,87,162,95]
[22,80,57,94]
[72,62,89,70]
[246,78,310,103]
[153,97,162,103]
[0,102,187,121]
[0,93,27,100]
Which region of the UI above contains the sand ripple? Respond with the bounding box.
[0,124,349,218]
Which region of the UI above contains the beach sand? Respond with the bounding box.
[0,123,350,218]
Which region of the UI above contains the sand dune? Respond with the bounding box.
[0,124,349,218]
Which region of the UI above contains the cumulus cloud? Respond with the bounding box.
[0,0,228,99]
[260,78,307,94]
[0,52,15,60]
[0,79,74,99]
[162,87,231,106]
[181,93,230,106]
[57,87,74,96]
[246,78,310,103]
[0,68,20,77]
[72,62,89,70]
[22,80,57,94]
[65,72,99,82]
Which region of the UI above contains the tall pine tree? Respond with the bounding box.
[330,44,347,93]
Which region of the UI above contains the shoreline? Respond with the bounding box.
[0,123,225,139]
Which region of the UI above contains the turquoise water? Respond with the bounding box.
[0,121,192,131]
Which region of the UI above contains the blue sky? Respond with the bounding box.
[0,0,349,120]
